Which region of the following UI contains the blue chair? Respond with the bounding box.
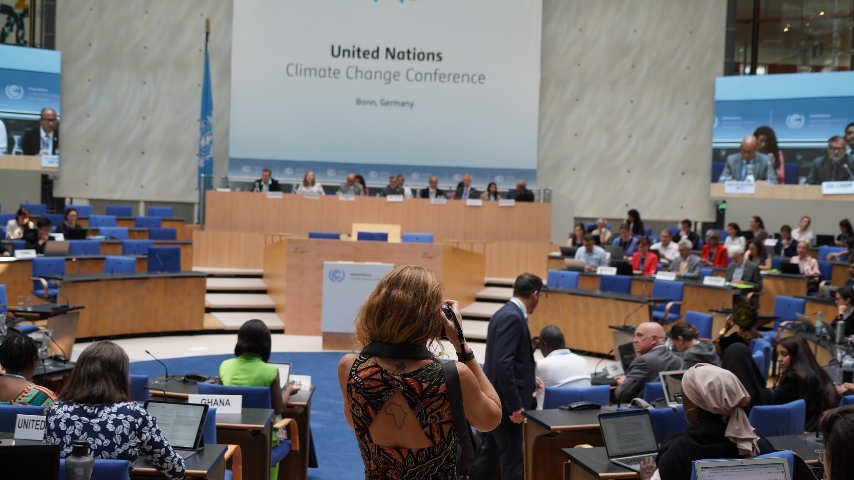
[839,395,854,407]
[771,257,785,270]
[308,232,340,240]
[643,382,665,403]
[134,216,162,229]
[784,163,799,184]
[122,239,154,255]
[44,213,65,226]
[818,246,846,261]
[650,406,689,443]
[546,270,580,289]
[203,408,242,480]
[356,231,388,242]
[651,280,684,323]
[65,204,92,217]
[699,267,714,282]
[643,227,652,236]
[711,162,725,182]
[104,256,136,274]
[0,213,14,226]
[684,311,713,339]
[106,205,132,217]
[148,246,181,272]
[99,227,129,241]
[147,206,173,218]
[0,285,37,334]
[32,257,65,301]
[817,260,833,283]
[11,240,25,251]
[68,240,101,256]
[129,374,151,401]
[585,222,597,232]
[20,203,46,216]
[667,227,681,238]
[716,229,728,241]
[0,405,44,432]
[88,215,116,227]
[760,296,806,342]
[751,349,766,377]
[748,400,806,437]
[542,385,610,409]
[148,228,177,241]
[750,338,772,379]
[59,459,130,480]
[600,275,631,294]
[401,233,434,244]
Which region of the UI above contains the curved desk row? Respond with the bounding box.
[27,215,189,240]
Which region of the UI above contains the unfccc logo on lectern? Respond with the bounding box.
[5,84,24,100]
[329,269,346,282]
[786,113,805,129]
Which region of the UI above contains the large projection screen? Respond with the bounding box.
[229,0,542,188]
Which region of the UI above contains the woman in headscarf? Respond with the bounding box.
[720,343,771,415]
[638,364,774,480]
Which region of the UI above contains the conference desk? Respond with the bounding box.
[75,217,188,240]
[710,183,854,201]
[523,407,615,480]
[44,271,205,338]
[100,240,193,271]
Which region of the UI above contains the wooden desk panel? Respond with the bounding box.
[710,183,854,201]
[0,257,146,303]
[760,275,808,315]
[206,191,551,243]
[832,263,849,286]
[107,218,188,240]
[0,154,57,172]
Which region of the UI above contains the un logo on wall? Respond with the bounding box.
[5,84,24,100]
[329,269,346,282]
[785,113,805,129]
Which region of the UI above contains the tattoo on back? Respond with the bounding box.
[384,402,407,428]
[395,361,406,373]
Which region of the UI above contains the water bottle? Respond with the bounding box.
[65,440,94,480]
[836,320,845,344]
[816,312,824,337]
[843,355,854,384]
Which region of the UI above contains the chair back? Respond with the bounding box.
[147,246,181,273]
[667,227,681,238]
[356,231,388,242]
[308,232,340,240]
[0,213,15,226]
[32,257,65,278]
[148,228,177,241]
[11,240,25,251]
[699,268,714,281]
[147,206,173,218]
[65,205,92,217]
[711,162,725,182]
[59,459,131,480]
[642,227,652,236]
[401,233,434,244]
[99,227,129,241]
[771,256,785,270]
[818,246,846,261]
[650,406,689,443]
[542,385,610,409]
[642,382,665,403]
[599,275,631,294]
[652,280,684,320]
[104,256,136,274]
[771,296,806,330]
[121,239,153,255]
[68,240,101,256]
[105,205,132,217]
[88,215,116,227]
[20,203,47,216]
[750,338,772,379]
[129,374,151,402]
[44,213,65,226]
[546,270,579,289]
[0,405,44,432]
[839,395,854,407]
[203,407,218,444]
[684,311,713,339]
[817,261,833,283]
[134,216,162,229]
[747,400,806,436]
[0,284,6,317]
[196,383,272,408]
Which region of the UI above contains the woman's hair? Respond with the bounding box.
[627,209,641,223]
[354,174,366,187]
[837,286,854,303]
[819,405,854,480]
[573,222,586,236]
[0,333,38,372]
[727,222,742,236]
[15,207,30,220]
[64,208,77,221]
[751,216,765,230]
[801,215,811,225]
[486,182,497,194]
[776,336,837,413]
[780,225,792,235]
[667,321,698,341]
[302,171,316,187]
[840,219,853,235]
[749,238,767,258]
[353,265,445,349]
[59,341,130,404]
[637,236,651,247]
[753,126,781,169]
[234,319,272,362]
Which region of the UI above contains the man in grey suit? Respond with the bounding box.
[615,322,685,403]
[718,135,778,184]
[725,245,762,289]
[669,239,702,279]
[337,173,365,196]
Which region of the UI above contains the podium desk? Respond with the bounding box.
[561,447,636,480]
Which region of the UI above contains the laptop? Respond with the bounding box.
[598,410,659,472]
[270,361,292,389]
[65,229,88,240]
[44,241,70,257]
[564,259,586,272]
[694,457,791,480]
[144,400,209,459]
[591,234,602,245]
[611,260,633,276]
[616,341,637,371]
[658,370,686,407]
[779,262,801,275]
[795,313,816,334]
[559,246,577,257]
[0,444,60,479]
[602,245,624,260]
[816,234,835,247]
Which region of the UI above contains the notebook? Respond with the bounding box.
[659,370,686,407]
[598,410,659,472]
[694,457,791,480]
[270,361,291,389]
[144,400,209,459]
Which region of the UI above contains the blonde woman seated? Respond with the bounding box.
[294,170,325,195]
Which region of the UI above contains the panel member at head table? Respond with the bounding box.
[419,175,446,199]
[253,168,281,192]
[807,136,853,185]
[717,135,777,184]
[55,208,84,237]
[669,239,702,279]
[533,325,590,410]
[650,229,678,264]
[397,175,414,199]
[21,107,59,156]
[725,245,761,289]
[574,234,609,272]
[454,173,480,200]
[337,173,365,196]
[380,175,402,197]
[505,179,533,201]
[611,223,639,257]
[614,322,685,404]
[22,217,54,254]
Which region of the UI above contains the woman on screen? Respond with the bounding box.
[295,170,325,195]
[481,182,501,201]
[0,334,56,412]
[754,126,785,185]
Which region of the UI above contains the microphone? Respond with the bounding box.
[622,303,647,327]
[145,350,170,384]
[843,163,854,181]
[43,330,69,363]
[55,292,70,307]
[594,349,614,376]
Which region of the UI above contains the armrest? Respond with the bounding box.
[273,417,300,452]
[30,277,49,299]
[661,301,684,324]
[224,444,243,480]
[775,320,799,343]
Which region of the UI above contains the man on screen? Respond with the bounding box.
[22,107,59,156]
[718,135,777,184]
[419,176,446,199]
[806,136,854,185]
[253,168,281,192]
[453,174,479,200]
[337,173,365,196]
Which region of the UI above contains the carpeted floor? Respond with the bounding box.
[130,352,363,480]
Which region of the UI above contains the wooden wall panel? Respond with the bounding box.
[445,241,558,280]
[263,240,289,328]
[440,246,487,308]
[192,231,272,269]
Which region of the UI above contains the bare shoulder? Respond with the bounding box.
[338,353,359,379]
[454,361,477,384]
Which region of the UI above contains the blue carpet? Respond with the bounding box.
[130,352,362,480]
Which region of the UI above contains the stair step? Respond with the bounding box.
[206,278,267,291]
[194,267,263,278]
[212,312,284,330]
[476,287,513,302]
[205,293,276,309]
[460,302,502,319]
[462,319,488,341]
[484,277,514,287]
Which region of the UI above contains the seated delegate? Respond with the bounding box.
[566,223,586,247]
[591,218,612,244]
[701,229,728,267]
[791,215,814,246]
[650,229,678,264]
[574,234,609,272]
[725,245,761,288]
[22,217,53,254]
[669,239,702,279]
[45,341,186,479]
[720,343,771,415]
[667,322,718,367]
[0,334,56,412]
[724,222,746,249]
[673,218,699,246]
[614,322,684,404]
[774,224,798,258]
[717,135,777,184]
[5,207,33,239]
[55,208,84,237]
[836,219,853,246]
[790,241,820,292]
[419,176,445,199]
[337,173,365,196]
[818,405,854,480]
[745,238,771,271]
[533,325,590,409]
[253,168,282,192]
[295,170,324,195]
[748,216,769,244]
[611,223,639,257]
[806,136,853,185]
[631,236,659,276]
[772,336,837,431]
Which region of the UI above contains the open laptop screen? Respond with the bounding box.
[144,401,208,450]
[599,410,658,457]
[659,370,686,406]
[695,458,791,480]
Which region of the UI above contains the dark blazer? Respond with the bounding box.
[506,189,533,200]
[673,231,700,246]
[419,187,446,199]
[22,127,59,156]
[725,260,762,288]
[615,345,685,403]
[718,152,777,184]
[22,228,52,255]
[55,223,84,236]
[483,301,536,413]
[252,178,281,192]
[806,154,854,185]
[453,186,480,200]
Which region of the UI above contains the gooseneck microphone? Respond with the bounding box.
[594,349,614,376]
[145,350,170,384]
[843,163,854,181]
[43,330,69,363]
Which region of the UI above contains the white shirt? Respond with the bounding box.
[650,241,679,262]
[402,185,413,199]
[0,119,7,154]
[791,227,814,246]
[508,297,527,319]
[535,349,591,409]
[295,183,325,195]
[724,236,745,249]
[5,219,33,239]
[40,126,55,155]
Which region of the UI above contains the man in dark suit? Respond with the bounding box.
[806,136,854,185]
[453,173,479,200]
[505,180,533,201]
[614,322,685,403]
[418,176,445,199]
[477,273,542,480]
[725,245,762,289]
[22,107,59,155]
[718,135,777,184]
[252,168,281,192]
[23,217,54,255]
